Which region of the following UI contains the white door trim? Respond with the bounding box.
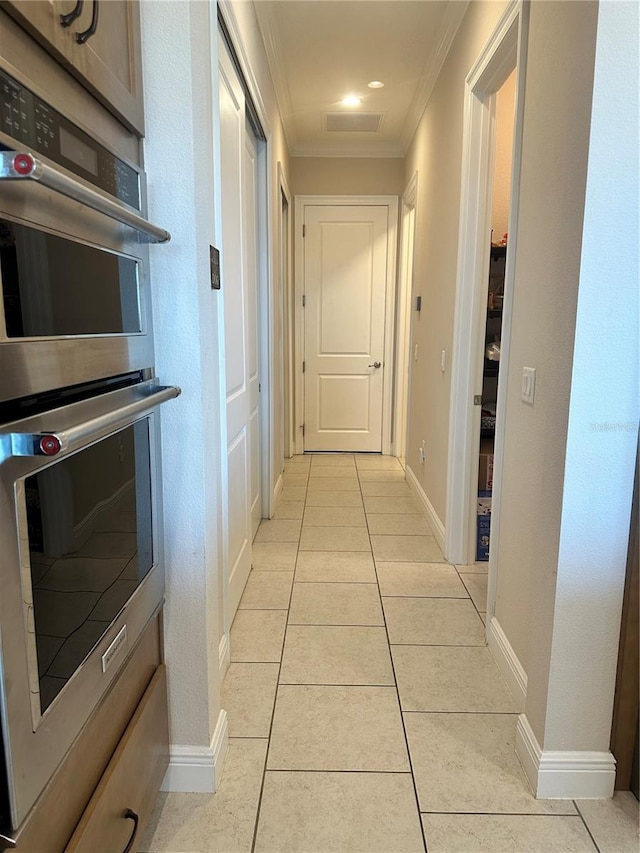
[277,162,295,460]
[445,0,528,616]
[256,135,272,520]
[217,1,271,139]
[294,195,399,456]
[393,173,418,461]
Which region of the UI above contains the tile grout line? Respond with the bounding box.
[573,800,604,853]
[359,460,430,853]
[454,564,488,628]
[249,462,309,853]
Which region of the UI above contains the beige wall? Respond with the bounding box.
[491,70,516,241]
[290,157,404,196]
[403,0,508,526]
[494,0,600,746]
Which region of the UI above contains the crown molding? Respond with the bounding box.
[254,0,469,158]
[253,0,297,150]
[400,0,470,154]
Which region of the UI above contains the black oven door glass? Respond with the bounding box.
[0,219,141,337]
[24,421,153,714]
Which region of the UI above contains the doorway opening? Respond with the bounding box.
[445,2,528,626]
[475,69,516,564]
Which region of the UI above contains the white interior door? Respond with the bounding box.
[243,124,262,538]
[219,36,261,618]
[303,204,389,452]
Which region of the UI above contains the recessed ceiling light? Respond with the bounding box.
[368,81,384,89]
[341,95,361,107]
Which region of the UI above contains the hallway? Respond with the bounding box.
[141,454,638,853]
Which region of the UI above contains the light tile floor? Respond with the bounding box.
[141,453,639,853]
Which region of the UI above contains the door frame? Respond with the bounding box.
[445,0,528,617]
[277,162,295,461]
[293,195,399,456]
[393,173,418,461]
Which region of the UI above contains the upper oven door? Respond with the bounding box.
[0,64,170,405]
[0,169,161,404]
[0,379,179,829]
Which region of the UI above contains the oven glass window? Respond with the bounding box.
[0,219,141,337]
[24,421,152,714]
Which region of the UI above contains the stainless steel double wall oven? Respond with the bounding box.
[0,60,177,833]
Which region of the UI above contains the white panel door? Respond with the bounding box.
[303,205,389,451]
[243,126,262,538]
[219,36,261,619]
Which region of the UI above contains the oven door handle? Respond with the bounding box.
[0,151,171,244]
[10,384,181,457]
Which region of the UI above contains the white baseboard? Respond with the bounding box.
[162,709,229,793]
[487,616,527,711]
[219,631,230,676]
[516,714,616,799]
[273,472,283,509]
[405,465,446,552]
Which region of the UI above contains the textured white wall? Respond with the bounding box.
[140,0,291,754]
[537,0,639,751]
[141,0,225,749]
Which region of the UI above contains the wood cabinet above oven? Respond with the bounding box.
[0,0,144,135]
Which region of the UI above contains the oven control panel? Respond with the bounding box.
[0,68,140,210]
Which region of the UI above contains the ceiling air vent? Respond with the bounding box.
[325,112,383,133]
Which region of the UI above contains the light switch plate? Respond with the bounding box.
[522,366,536,404]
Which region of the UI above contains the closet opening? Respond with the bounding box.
[476,70,516,562]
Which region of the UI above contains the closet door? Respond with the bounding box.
[218,34,261,619]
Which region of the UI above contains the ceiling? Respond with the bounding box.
[254,1,469,158]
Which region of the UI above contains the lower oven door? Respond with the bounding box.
[0,379,179,829]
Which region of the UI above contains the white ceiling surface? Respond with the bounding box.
[254,0,469,157]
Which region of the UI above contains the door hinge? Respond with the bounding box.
[301,423,305,436]
[302,294,306,307]
[303,224,306,237]
[259,382,262,392]
[473,395,482,406]
[302,361,306,373]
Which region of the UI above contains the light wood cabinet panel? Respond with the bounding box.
[0,0,144,135]
[13,613,161,852]
[65,665,169,853]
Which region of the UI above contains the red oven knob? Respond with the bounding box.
[39,435,61,456]
[13,153,35,176]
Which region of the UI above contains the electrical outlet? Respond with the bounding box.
[419,440,426,464]
[414,344,419,362]
[440,349,446,372]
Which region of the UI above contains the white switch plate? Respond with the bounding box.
[522,366,536,404]
[440,349,446,372]
[414,344,419,362]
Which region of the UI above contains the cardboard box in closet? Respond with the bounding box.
[478,438,494,491]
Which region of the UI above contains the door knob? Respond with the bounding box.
[368,361,382,368]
